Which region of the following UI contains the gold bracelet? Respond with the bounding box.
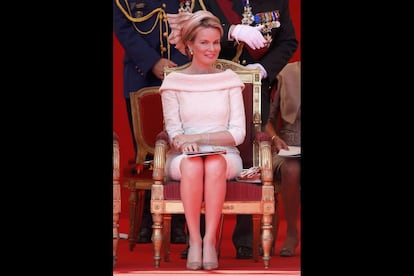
[271,135,277,141]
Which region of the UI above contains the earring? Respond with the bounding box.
[188,48,193,55]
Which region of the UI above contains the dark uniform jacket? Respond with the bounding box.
[194,0,298,123]
[113,0,189,99]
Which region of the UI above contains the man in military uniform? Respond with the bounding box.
[113,0,189,244]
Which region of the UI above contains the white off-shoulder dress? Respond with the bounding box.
[159,69,246,180]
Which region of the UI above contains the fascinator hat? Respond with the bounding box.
[167,10,223,57]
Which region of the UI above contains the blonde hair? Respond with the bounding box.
[167,10,223,58]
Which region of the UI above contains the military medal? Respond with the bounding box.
[178,0,192,13]
[241,0,254,25]
[178,0,207,13]
[253,10,281,46]
[254,10,281,32]
[240,1,281,47]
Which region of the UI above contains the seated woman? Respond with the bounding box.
[160,10,246,270]
[265,61,301,257]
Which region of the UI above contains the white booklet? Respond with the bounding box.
[278,146,301,157]
[185,149,227,158]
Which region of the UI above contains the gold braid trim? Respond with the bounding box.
[232,42,244,64]
[115,0,170,59]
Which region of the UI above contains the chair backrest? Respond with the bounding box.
[129,86,164,164]
[164,59,262,168]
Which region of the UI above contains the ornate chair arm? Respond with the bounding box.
[152,131,170,183]
[256,131,273,186]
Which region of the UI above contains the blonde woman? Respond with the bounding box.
[160,10,246,270]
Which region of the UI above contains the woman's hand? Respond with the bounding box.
[180,142,200,153]
[272,136,289,153]
[172,135,199,152]
[152,58,178,80]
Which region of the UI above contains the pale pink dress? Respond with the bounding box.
[159,69,246,180]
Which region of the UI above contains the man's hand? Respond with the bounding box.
[246,63,268,79]
[152,58,178,80]
[231,24,266,50]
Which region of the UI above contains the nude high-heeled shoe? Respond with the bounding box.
[202,244,218,270]
[187,261,202,270]
[186,245,202,270]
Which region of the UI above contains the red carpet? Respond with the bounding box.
[114,214,301,275]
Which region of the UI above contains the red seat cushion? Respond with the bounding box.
[163,180,262,201]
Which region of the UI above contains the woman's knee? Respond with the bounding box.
[180,157,204,178]
[281,159,300,175]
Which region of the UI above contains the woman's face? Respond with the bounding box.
[188,27,221,66]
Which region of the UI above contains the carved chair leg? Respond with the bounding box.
[113,182,120,268]
[113,212,119,267]
[152,213,163,268]
[261,213,273,269]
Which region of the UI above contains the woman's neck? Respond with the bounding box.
[185,63,220,74]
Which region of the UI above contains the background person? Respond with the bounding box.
[113,0,188,244]
[265,61,301,257]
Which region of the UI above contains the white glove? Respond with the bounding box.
[231,24,266,50]
[246,63,268,79]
